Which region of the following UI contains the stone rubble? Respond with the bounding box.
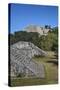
[10,41,47,78]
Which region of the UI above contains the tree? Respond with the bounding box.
[9,33,16,45]
[9,26,58,53]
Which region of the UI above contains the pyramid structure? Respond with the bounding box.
[10,41,47,78]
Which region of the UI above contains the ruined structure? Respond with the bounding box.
[10,41,47,78]
[24,25,51,35]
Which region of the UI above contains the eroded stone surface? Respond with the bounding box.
[10,41,46,78]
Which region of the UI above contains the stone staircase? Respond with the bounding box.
[10,44,45,78]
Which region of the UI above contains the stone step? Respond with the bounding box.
[10,47,45,78]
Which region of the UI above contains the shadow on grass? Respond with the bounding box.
[50,57,57,59]
[50,54,58,59]
[46,60,58,66]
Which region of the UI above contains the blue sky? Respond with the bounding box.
[9,3,58,33]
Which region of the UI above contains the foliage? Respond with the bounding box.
[9,27,58,52]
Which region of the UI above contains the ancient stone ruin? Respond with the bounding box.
[24,25,51,36]
[10,41,47,78]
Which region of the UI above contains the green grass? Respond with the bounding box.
[33,51,58,84]
[10,51,58,86]
[10,78,47,86]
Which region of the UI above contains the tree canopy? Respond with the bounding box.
[9,27,58,53]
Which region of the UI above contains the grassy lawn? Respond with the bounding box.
[33,51,58,84]
[10,78,47,86]
[10,51,58,86]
